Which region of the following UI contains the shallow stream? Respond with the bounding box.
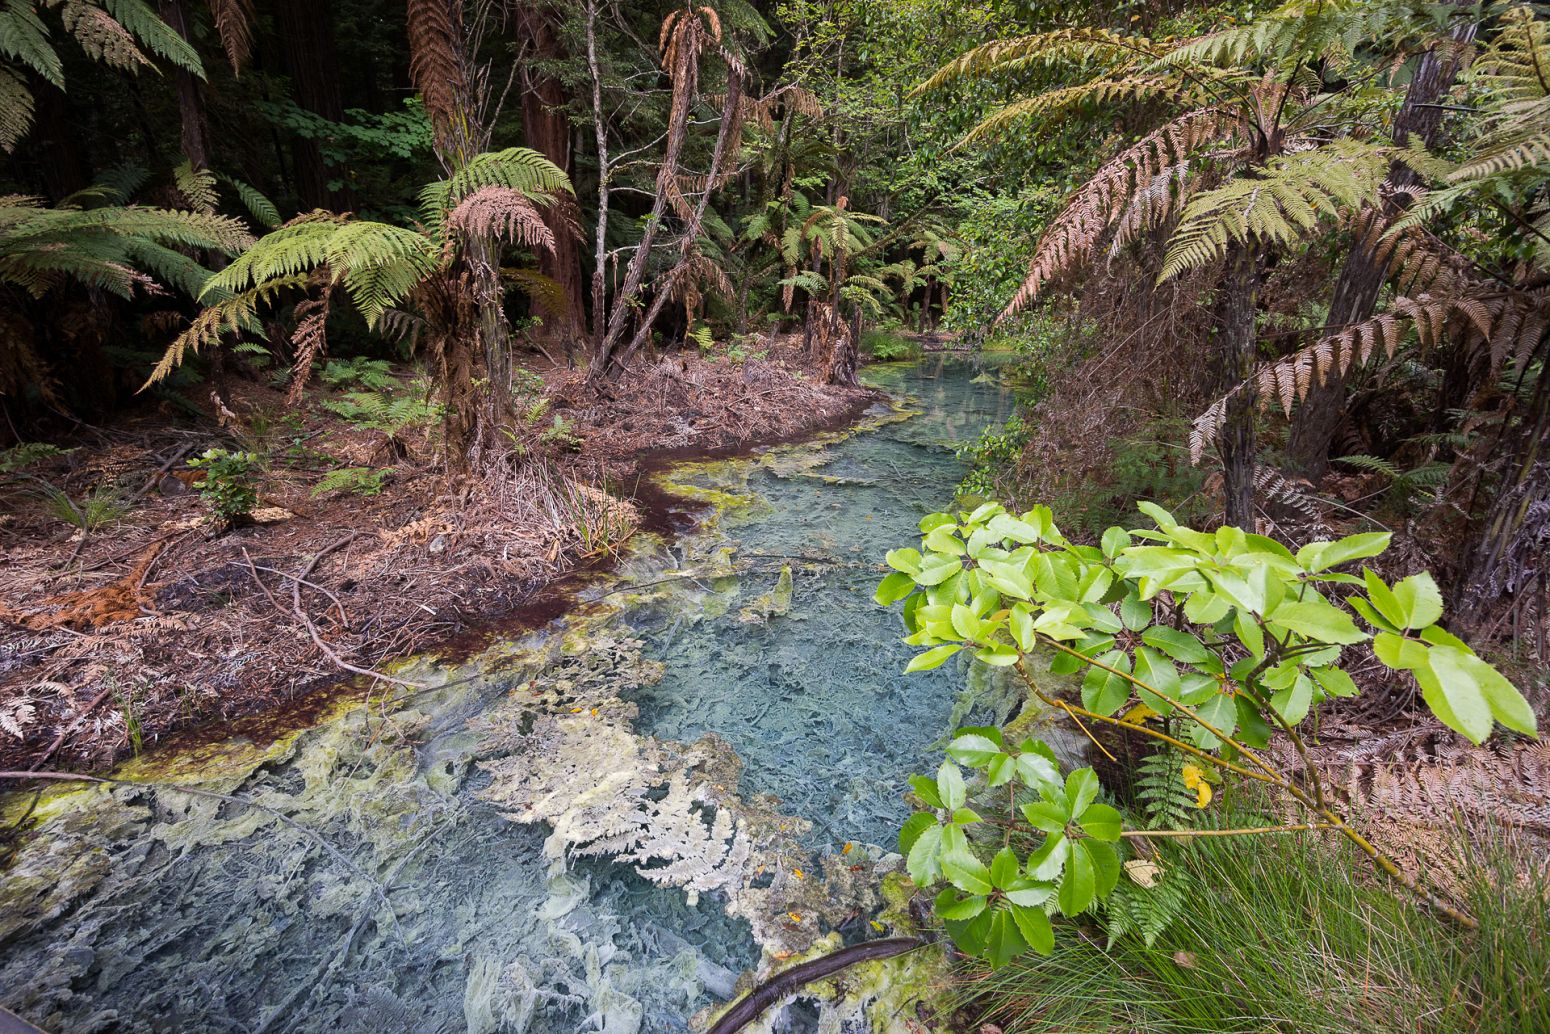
[0,356,1023,1034]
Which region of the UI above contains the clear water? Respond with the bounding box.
[0,356,1019,1034]
[625,357,1022,849]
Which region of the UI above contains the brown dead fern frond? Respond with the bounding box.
[407,0,468,147]
[446,186,556,254]
[206,0,254,73]
[1003,108,1230,319]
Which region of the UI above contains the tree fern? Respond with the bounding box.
[1160,139,1393,281]
[1,0,204,150]
[152,149,574,391]
[913,27,1164,95]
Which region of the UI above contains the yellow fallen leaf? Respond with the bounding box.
[1181,763,1213,808]
[841,842,854,855]
[1121,702,1160,725]
[869,919,885,933]
[787,911,803,923]
[569,708,583,714]
[792,868,804,880]
[590,708,599,716]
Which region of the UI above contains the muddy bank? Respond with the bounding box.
[0,351,875,772]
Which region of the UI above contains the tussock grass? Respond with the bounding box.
[956,824,1550,1033]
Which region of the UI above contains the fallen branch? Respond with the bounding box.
[705,938,924,1034]
[288,534,423,689]
[28,685,115,771]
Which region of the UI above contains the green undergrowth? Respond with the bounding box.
[953,821,1550,1034]
[861,328,923,362]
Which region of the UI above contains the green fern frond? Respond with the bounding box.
[218,175,281,229]
[1335,453,1402,478]
[419,146,572,223]
[146,273,307,386]
[959,75,1221,148]
[0,64,34,150]
[100,0,203,75]
[1103,861,1189,947]
[777,269,828,296]
[1161,139,1391,281]
[173,159,218,213]
[1160,0,1443,71]
[0,1,63,85]
[1135,748,1194,830]
[914,27,1163,95]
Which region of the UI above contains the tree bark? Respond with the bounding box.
[516,2,587,353]
[1286,13,1477,478]
[275,0,356,211]
[1215,245,1259,528]
[159,0,211,173]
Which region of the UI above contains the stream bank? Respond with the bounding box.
[1,355,1035,1033]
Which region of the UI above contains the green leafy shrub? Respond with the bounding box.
[957,415,1029,500]
[877,501,1536,968]
[188,449,262,524]
[311,467,388,498]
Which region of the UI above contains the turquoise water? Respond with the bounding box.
[0,356,1019,1034]
[626,357,1021,849]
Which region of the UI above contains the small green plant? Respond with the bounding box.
[37,483,129,532]
[188,448,262,524]
[957,415,1029,500]
[878,501,1535,968]
[1336,453,1450,514]
[318,357,396,391]
[323,389,438,434]
[0,442,72,473]
[311,467,389,498]
[538,415,583,451]
[688,324,716,353]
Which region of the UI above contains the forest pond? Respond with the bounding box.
[0,356,1026,1034]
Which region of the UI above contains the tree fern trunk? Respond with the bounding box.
[1286,11,1478,478]
[517,2,587,355]
[1216,245,1259,528]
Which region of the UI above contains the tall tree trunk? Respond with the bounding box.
[408,0,513,465]
[159,0,211,173]
[517,1,587,354]
[583,0,610,356]
[275,0,355,211]
[1286,14,1477,477]
[1215,245,1259,528]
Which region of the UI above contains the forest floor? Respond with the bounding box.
[0,340,875,772]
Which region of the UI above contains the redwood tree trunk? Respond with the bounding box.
[517,2,587,353]
[1286,12,1477,477]
[1215,245,1259,528]
[275,0,356,211]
